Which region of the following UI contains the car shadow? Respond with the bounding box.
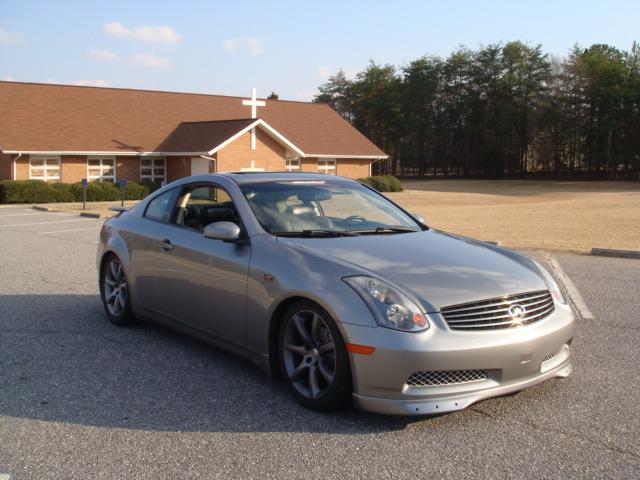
[0,294,424,434]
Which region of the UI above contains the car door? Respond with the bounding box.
[130,187,181,310]
[153,183,251,347]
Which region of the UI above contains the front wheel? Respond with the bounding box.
[278,300,352,411]
[100,254,135,326]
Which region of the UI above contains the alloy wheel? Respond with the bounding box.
[282,310,337,399]
[103,258,128,317]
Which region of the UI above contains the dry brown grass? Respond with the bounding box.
[386,180,640,253]
[36,180,639,252]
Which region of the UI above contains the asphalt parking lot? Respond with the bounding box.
[0,205,639,479]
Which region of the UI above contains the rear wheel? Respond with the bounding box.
[100,254,135,326]
[278,300,351,411]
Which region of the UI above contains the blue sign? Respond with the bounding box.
[81,178,88,187]
[119,178,127,188]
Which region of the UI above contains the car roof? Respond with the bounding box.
[219,171,356,185]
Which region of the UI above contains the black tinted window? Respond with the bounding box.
[144,190,176,223]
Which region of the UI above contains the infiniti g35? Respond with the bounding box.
[97,172,574,415]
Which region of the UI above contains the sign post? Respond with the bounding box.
[81,178,88,210]
[118,178,127,207]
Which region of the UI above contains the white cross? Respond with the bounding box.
[242,87,266,150]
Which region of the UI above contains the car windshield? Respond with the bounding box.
[240,179,421,236]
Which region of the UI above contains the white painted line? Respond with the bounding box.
[544,253,595,320]
[0,473,11,480]
[0,218,99,228]
[39,227,101,234]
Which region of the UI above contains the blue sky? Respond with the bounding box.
[1,0,637,101]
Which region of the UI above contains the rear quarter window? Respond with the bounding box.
[144,189,176,223]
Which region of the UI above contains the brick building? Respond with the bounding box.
[0,82,387,184]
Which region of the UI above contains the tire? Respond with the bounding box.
[100,254,135,326]
[278,300,352,411]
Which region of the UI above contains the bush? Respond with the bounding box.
[382,175,403,192]
[140,180,163,194]
[357,175,403,192]
[50,182,75,202]
[0,179,151,203]
[0,180,63,203]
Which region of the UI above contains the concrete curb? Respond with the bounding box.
[591,248,640,259]
[32,205,54,212]
[80,212,103,219]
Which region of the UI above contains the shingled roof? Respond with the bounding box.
[0,81,387,158]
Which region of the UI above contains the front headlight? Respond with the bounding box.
[533,260,567,305]
[343,276,429,332]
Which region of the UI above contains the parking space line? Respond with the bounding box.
[0,218,100,228]
[39,227,101,234]
[544,252,595,320]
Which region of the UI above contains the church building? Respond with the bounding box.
[0,82,387,184]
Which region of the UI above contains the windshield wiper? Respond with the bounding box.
[351,226,419,235]
[273,229,359,238]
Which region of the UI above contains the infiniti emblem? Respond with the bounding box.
[508,304,526,320]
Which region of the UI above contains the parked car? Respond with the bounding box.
[97,172,574,415]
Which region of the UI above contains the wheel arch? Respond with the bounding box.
[267,295,352,384]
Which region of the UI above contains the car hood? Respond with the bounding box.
[277,230,547,312]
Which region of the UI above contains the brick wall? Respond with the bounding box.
[299,157,371,179]
[0,153,13,180]
[116,156,140,182]
[336,158,371,179]
[60,155,87,183]
[167,156,191,182]
[15,154,29,180]
[217,128,286,172]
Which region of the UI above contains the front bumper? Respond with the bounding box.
[341,303,575,416]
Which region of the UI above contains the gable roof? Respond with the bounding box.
[156,119,256,153]
[0,81,387,158]
[156,118,304,156]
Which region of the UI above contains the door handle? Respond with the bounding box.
[159,239,174,251]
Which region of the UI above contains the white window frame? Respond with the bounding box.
[318,158,336,175]
[285,158,300,172]
[87,156,116,182]
[140,157,166,182]
[29,155,61,182]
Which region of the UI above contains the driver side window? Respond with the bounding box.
[174,185,239,232]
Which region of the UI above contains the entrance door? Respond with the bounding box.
[191,157,211,176]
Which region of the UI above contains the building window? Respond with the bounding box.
[285,158,300,172]
[30,156,60,182]
[87,156,116,182]
[141,157,166,182]
[318,158,336,175]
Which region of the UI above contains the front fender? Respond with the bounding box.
[244,234,378,368]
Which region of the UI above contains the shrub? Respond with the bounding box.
[382,175,403,192]
[356,177,374,188]
[356,175,403,192]
[0,180,61,203]
[50,182,75,202]
[0,179,151,203]
[140,180,163,194]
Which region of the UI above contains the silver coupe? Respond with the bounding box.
[97,172,574,415]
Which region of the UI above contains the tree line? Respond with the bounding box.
[314,42,640,180]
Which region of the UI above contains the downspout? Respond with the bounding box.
[13,152,22,180]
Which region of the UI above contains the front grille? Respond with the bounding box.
[406,369,489,387]
[441,290,555,331]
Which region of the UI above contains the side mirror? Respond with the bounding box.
[412,213,426,225]
[203,221,241,242]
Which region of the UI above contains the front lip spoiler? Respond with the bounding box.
[352,358,573,416]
